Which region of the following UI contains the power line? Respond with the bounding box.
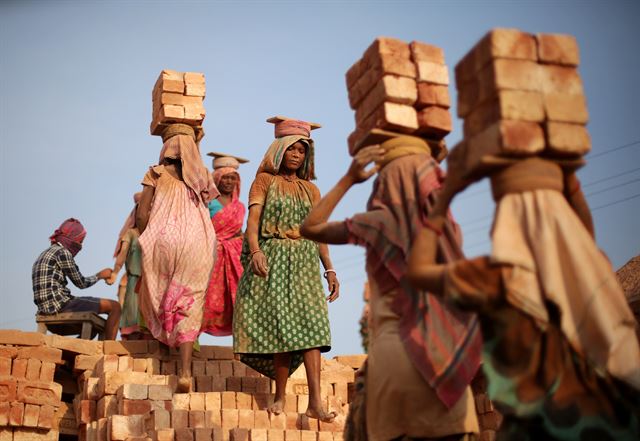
[591,193,640,212]
[583,166,640,188]
[587,140,640,159]
[585,178,640,198]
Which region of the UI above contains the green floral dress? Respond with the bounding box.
[233,173,331,378]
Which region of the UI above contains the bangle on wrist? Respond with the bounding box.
[424,218,443,236]
[250,249,263,258]
[323,269,336,279]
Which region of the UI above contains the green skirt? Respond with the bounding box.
[233,237,331,379]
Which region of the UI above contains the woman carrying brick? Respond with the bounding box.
[136,124,218,393]
[202,153,247,336]
[233,119,339,422]
[406,152,640,441]
[301,139,481,441]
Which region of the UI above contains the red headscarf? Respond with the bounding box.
[50,218,86,257]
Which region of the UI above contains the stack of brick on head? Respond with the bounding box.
[346,36,451,161]
[137,70,218,394]
[407,29,640,440]
[300,38,484,441]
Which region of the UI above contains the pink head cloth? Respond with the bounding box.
[213,167,241,201]
[50,218,86,257]
[274,120,311,138]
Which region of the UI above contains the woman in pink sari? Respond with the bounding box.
[202,153,248,335]
[136,124,218,392]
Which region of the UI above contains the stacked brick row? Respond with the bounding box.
[151,70,206,136]
[453,28,589,176]
[70,341,355,441]
[345,37,451,155]
[0,332,68,441]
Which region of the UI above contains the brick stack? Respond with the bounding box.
[452,28,589,177]
[71,341,353,441]
[151,70,207,136]
[0,332,64,441]
[345,37,451,156]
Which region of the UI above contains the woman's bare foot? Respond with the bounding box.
[267,398,285,415]
[305,406,337,423]
[177,375,192,393]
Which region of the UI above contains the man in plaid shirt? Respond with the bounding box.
[32,218,121,339]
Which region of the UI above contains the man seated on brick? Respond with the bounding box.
[32,218,121,340]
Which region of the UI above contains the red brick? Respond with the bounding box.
[9,402,24,426]
[79,400,96,424]
[0,377,17,401]
[103,340,149,355]
[118,356,134,372]
[543,93,588,124]
[268,413,285,431]
[536,33,579,66]
[236,393,252,411]
[204,393,220,411]
[359,102,418,135]
[196,376,212,393]
[38,363,55,383]
[410,41,445,64]
[172,394,190,411]
[153,70,185,94]
[462,90,544,138]
[205,362,219,376]
[132,359,147,373]
[171,410,189,429]
[26,359,42,381]
[50,335,102,355]
[190,393,206,411]
[544,122,591,156]
[316,434,332,441]
[0,357,12,376]
[194,428,212,441]
[192,361,206,377]
[285,413,297,430]
[149,408,170,430]
[156,429,175,441]
[0,346,18,359]
[251,394,270,411]
[299,432,315,441]
[538,65,583,95]
[189,411,206,428]
[213,347,234,360]
[416,83,450,110]
[36,405,54,429]
[226,377,242,393]
[415,61,449,85]
[253,411,269,430]
[12,359,28,378]
[148,385,172,401]
[23,404,40,427]
[109,415,146,441]
[221,392,236,409]
[255,379,270,395]
[96,396,117,419]
[355,75,417,125]
[221,409,239,430]
[416,106,452,139]
[75,355,101,372]
[117,384,149,401]
[465,120,545,167]
[204,410,221,429]
[17,381,62,406]
[284,431,299,441]
[230,429,248,441]
[240,378,256,394]
[161,361,177,376]
[185,83,205,98]
[219,362,233,378]
[267,430,284,441]
[0,402,9,426]
[119,400,152,416]
[0,330,45,347]
[211,378,226,392]
[237,409,253,429]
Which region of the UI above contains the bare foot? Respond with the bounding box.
[177,376,192,393]
[267,398,285,415]
[305,407,337,423]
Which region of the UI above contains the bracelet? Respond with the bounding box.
[250,249,263,258]
[424,218,443,236]
[323,269,336,279]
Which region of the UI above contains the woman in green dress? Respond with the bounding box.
[233,118,339,422]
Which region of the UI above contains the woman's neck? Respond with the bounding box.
[218,193,232,206]
[278,167,298,180]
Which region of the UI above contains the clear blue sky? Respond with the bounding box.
[1,0,639,356]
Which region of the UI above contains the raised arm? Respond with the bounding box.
[407,149,473,294]
[107,236,132,285]
[301,145,384,244]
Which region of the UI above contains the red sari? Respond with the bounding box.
[202,198,246,335]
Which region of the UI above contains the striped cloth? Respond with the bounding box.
[345,153,482,408]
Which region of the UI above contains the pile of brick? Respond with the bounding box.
[345,37,451,155]
[452,28,589,176]
[151,70,206,136]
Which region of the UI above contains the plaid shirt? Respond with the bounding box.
[32,243,98,314]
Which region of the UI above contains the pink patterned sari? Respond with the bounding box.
[202,199,246,335]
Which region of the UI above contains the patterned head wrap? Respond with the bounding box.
[274,120,311,138]
[50,218,86,257]
[256,135,316,180]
